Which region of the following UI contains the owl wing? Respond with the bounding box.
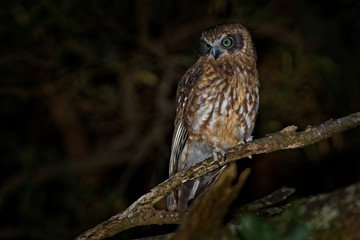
[169,63,204,176]
[169,120,188,176]
[168,63,204,211]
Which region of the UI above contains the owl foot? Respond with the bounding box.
[212,147,226,167]
[245,136,253,142]
[245,136,253,159]
[237,136,253,145]
[237,136,254,159]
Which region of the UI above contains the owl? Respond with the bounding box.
[167,23,259,211]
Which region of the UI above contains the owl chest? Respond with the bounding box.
[184,78,257,147]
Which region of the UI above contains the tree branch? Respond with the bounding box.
[75,112,360,240]
[267,181,360,239]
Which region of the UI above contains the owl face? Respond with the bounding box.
[199,23,254,61]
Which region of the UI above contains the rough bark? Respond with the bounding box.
[267,182,360,240]
[75,112,360,240]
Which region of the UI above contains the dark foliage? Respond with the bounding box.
[0,0,359,239]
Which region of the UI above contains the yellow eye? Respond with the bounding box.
[221,37,233,48]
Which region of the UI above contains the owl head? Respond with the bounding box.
[199,23,256,61]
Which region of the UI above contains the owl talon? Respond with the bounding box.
[237,136,253,145]
[237,136,254,159]
[212,147,226,166]
[245,136,253,142]
[245,136,253,159]
[214,158,221,167]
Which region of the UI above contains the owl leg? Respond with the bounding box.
[212,146,226,166]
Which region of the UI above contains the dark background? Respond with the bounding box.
[1,0,359,239]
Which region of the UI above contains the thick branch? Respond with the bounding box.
[75,112,360,240]
[268,181,360,239]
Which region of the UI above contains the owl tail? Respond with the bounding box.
[167,167,224,211]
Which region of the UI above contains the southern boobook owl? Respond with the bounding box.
[167,23,259,211]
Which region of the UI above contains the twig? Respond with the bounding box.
[75,112,360,240]
[247,186,296,210]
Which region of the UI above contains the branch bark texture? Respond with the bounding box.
[269,181,360,240]
[75,112,360,240]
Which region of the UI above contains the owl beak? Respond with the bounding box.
[211,47,222,60]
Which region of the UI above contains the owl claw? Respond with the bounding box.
[237,136,254,159]
[245,136,253,159]
[245,136,253,142]
[212,147,226,166]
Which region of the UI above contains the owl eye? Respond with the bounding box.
[221,37,233,48]
[205,43,211,51]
